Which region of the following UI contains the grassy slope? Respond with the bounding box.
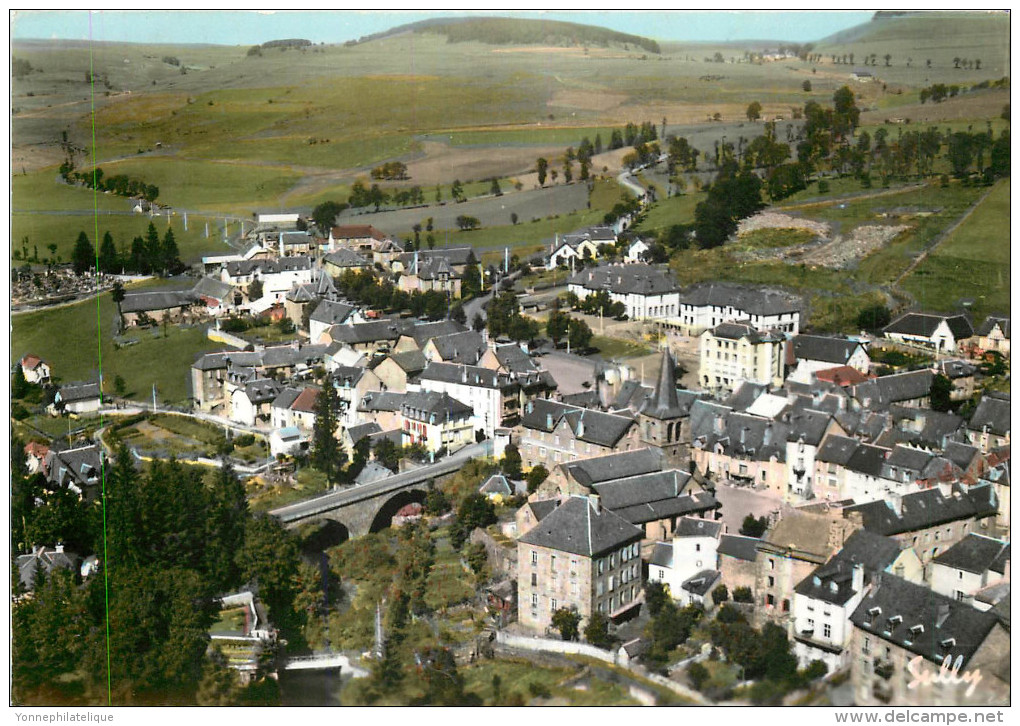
[901,178,1010,320]
[10,290,224,404]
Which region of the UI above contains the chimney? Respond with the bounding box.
[55,543,64,554]
[852,563,864,593]
[589,493,601,514]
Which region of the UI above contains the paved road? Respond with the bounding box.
[270,440,492,523]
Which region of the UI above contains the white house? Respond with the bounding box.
[789,335,871,384]
[269,426,309,458]
[19,354,51,384]
[567,263,681,321]
[625,238,651,263]
[672,283,801,335]
[548,226,618,269]
[647,517,722,606]
[229,379,283,427]
[791,530,923,673]
[270,387,319,431]
[53,382,102,414]
[414,362,515,438]
[930,534,1010,610]
[220,257,315,312]
[883,312,974,353]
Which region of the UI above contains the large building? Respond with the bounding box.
[673,282,802,335]
[567,264,681,321]
[882,312,974,353]
[517,495,644,633]
[699,322,786,394]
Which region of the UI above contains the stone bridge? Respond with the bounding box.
[269,441,491,541]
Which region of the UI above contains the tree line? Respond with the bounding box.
[69,222,184,276]
[59,163,159,203]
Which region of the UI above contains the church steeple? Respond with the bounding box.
[644,349,683,420]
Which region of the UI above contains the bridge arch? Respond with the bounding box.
[369,488,428,533]
[297,518,351,553]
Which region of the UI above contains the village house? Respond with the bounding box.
[119,290,197,327]
[517,398,640,471]
[842,483,1000,569]
[220,256,315,312]
[192,277,239,317]
[755,508,860,629]
[699,322,786,394]
[16,544,81,593]
[356,390,408,431]
[979,447,1010,536]
[421,330,487,366]
[416,362,520,438]
[965,393,1010,453]
[547,227,617,269]
[397,254,462,297]
[791,529,923,673]
[53,382,102,415]
[326,224,392,253]
[307,299,357,342]
[322,247,373,278]
[933,359,978,401]
[848,574,1009,706]
[567,263,681,320]
[647,517,723,605]
[517,494,644,634]
[400,390,474,454]
[332,364,383,427]
[536,447,665,499]
[671,282,802,336]
[284,272,342,331]
[929,534,1010,609]
[229,377,284,427]
[785,408,846,502]
[882,312,974,353]
[370,350,427,393]
[190,344,329,413]
[391,247,475,276]
[624,237,651,263]
[19,354,51,384]
[789,335,871,384]
[690,402,789,495]
[717,533,760,595]
[393,320,468,353]
[850,369,934,410]
[269,426,309,458]
[24,441,50,475]
[973,315,1010,356]
[43,442,103,500]
[270,386,319,431]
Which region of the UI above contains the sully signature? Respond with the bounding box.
[907,655,983,698]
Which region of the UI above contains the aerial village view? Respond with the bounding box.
[7,9,1012,711]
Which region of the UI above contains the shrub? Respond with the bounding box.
[817,180,830,194]
[711,584,729,606]
[235,434,256,447]
[688,662,710,690]
[733,587,754,603]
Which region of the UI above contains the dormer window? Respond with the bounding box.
[910,624,924,636]
[940,637,956,649]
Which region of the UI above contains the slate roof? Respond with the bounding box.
[243,379,284,404]
[491,343,538,375]
[832,528,904,572]
[397,247,474,268]
[593,469,718,525]
[815,434,862,466]
[310,299,356,326]
[560,447,665,487]
[943,441,981,472]
[16,546,81,590]
[347,422,382,444]
[968,394,1011,436]
[406,255,460,280]
[679,282,802,316]
[723,382,770,411]
[329,320,407,345]
[401,390,473,422]
[793,335,865,365]
[260,344,329,369]
[561,408,636,448]
[518,495,644,557]
[641,350,685,420]
[883,312,974,340]
[936,359,977,379]
[976,315,1010,339]
[649,542,673,569]
[405,320,468,346]
[526,499,560,523]
[480,474,519,497]
[271,387,301,411]
[933,534,1010,575]
[560,390,603,408]
[419,362,515,390]
[333,366,366,389]
[359,391,407,413]
[120,290,195,313]
[286,283,316,303]
[887,406,964,450]
[192,276,234,301]
[675,517,723,539]
[692,410,789,463]
[784,409,833,447]
[718,534,761,562]
[568,263,681,296]
[323,248,372,268]
[882,445,932,477]
[850,573,1000,669]
[384,349,428,375]
[681,570,720,597]
[844,483,998,536]
[330,224,388,241]
[428,330,487,364]
[45,444,102,490]
[356,461,395,485]
[224,256,313,277]
[57,382,101,404]
[708,322,782,344]
[852,370,934,408]
[762,510,837,558]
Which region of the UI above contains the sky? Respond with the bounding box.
[10,10,877,46]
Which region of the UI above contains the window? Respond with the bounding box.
[531,550,538,565]
[610,553,616,568]
[807,618,815,630]
[768,576,775,588]
[596,580,604,596]
[551,599,557,612]
[608,576,615,591]
[782,599,790,613]
[769,558,775,571]
[598,559,605,575]
[609,596,615,611]
[862,637,871,655]
[956,591,966,601]
[571,583,579,597]
[695,543,701,552]
[531,573,537,586]
[823,623,832,638]
[658,569,665,579]
[958,571,964,579]
[531,594,538,607]
[550,555,557,572]
[767,594,775,607]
